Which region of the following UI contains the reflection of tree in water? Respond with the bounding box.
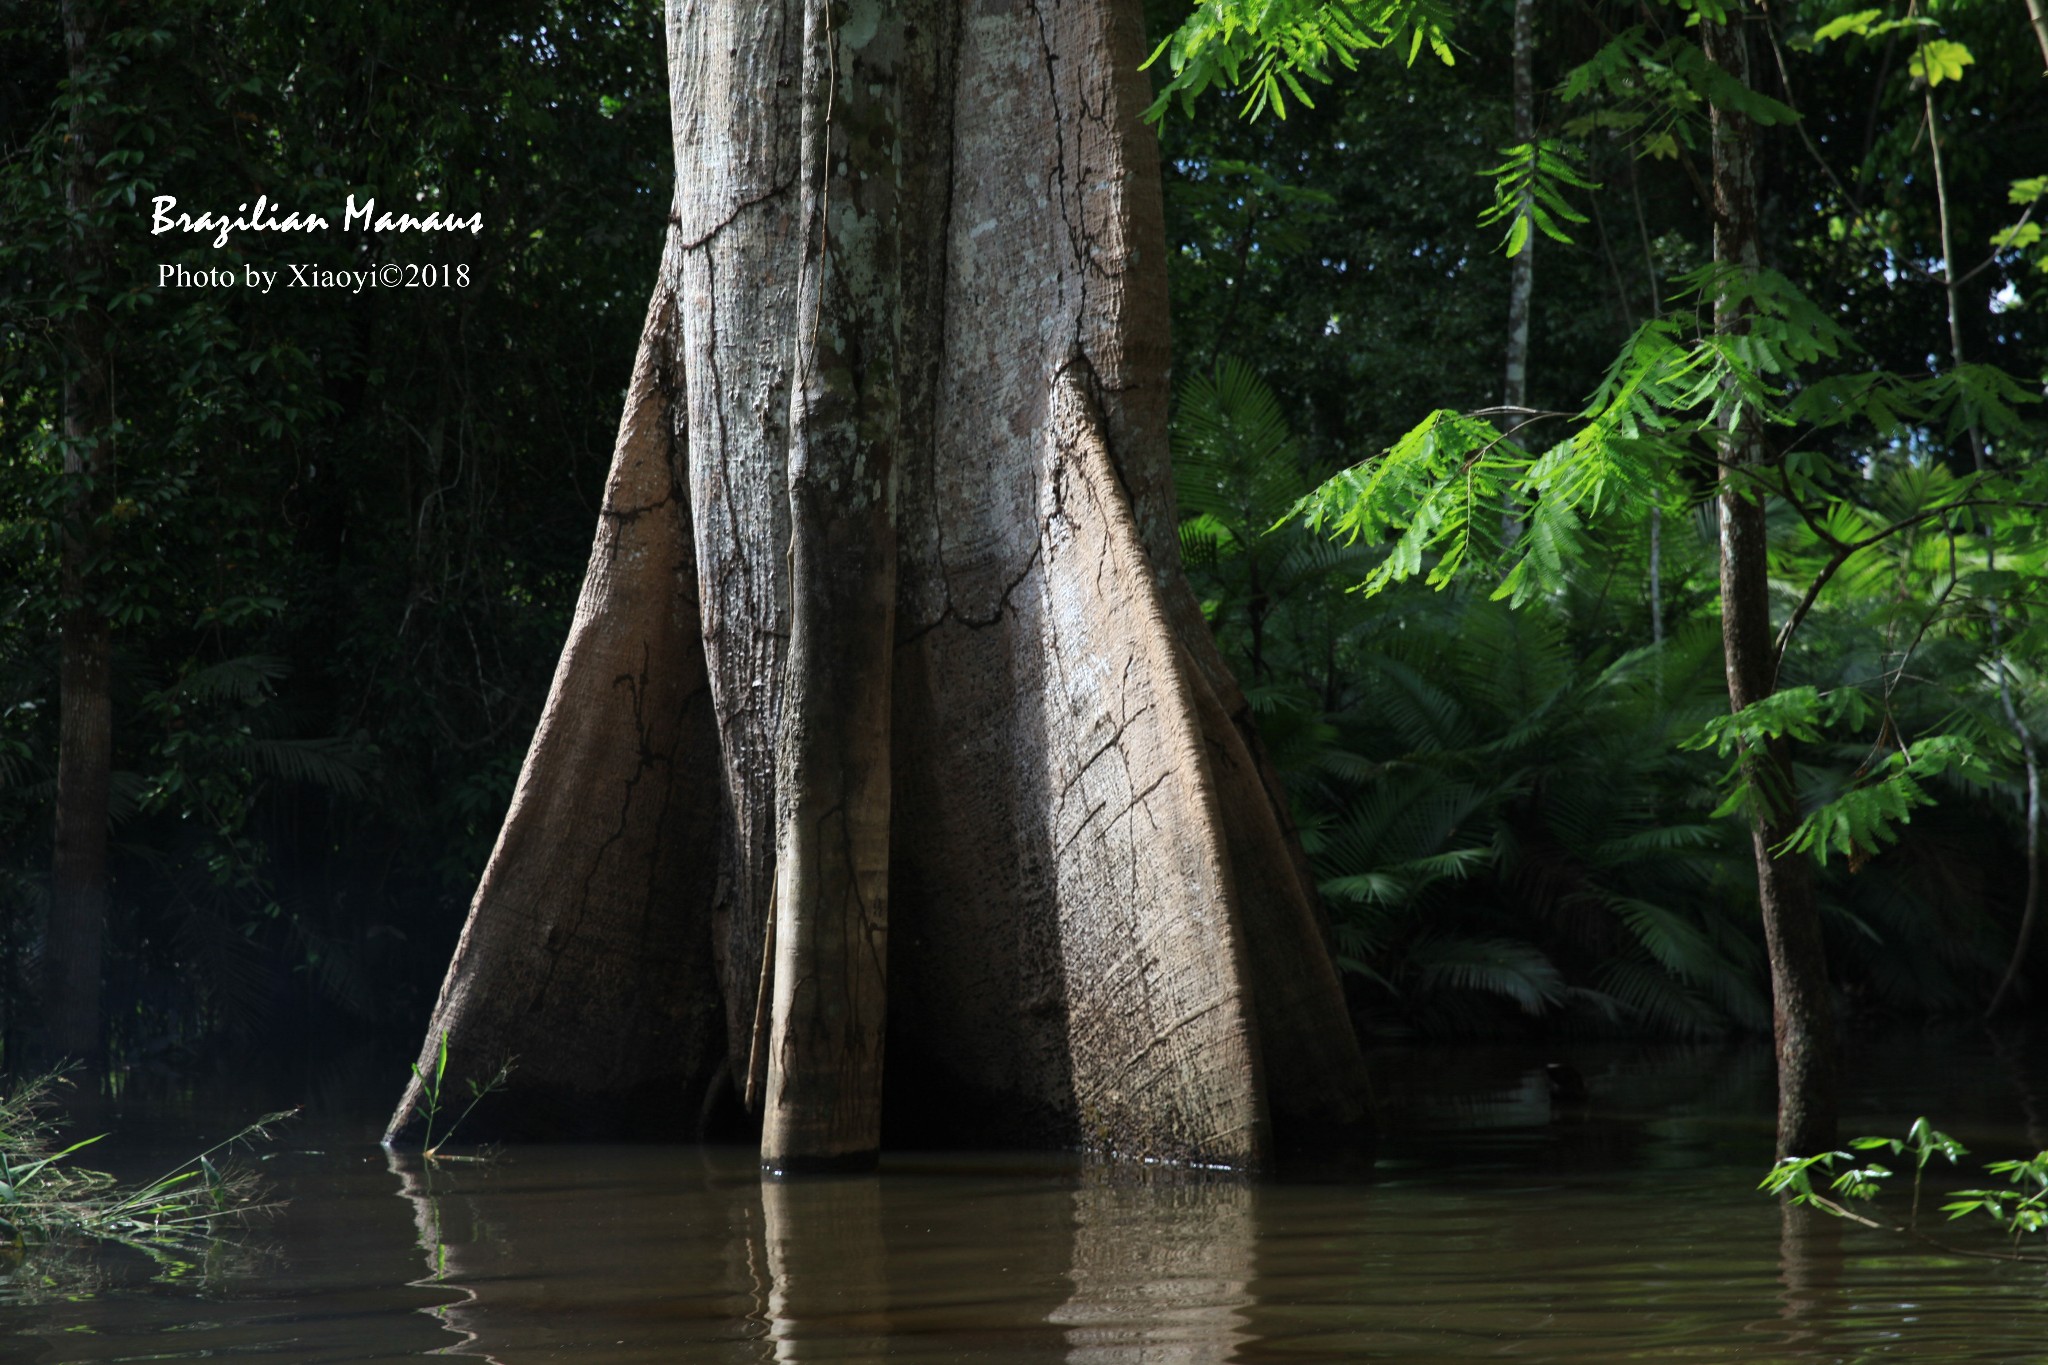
[1770,1200,1845,1361]
[1049,1169,1254,1365]
[759,1178,890,1362]
[754,1162,1257,1363]
[386,1147,775,1362]
[386,1146,498,1363]
[755,1163,1077,1362]
[378,1147,1267,1363]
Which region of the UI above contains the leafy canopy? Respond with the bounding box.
[1144,0,1457,121]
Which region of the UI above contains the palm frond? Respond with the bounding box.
[1409,936,1566,1016]
[1596,956,1725,1037]
[1173,357,1305,534]
[170,655,290,706]
[1358,656,1474,754]
[222,736,376,799]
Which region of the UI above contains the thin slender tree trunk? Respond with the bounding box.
[1501,0,1533,545]
[1703,7,1836,1160]
[45,0,115,1065]
[1503,0,1534,420]
[391,0,1372,1172]
[1623,158,1666,650]
[1925,80,2046,1018]
[2025,0,2048,72]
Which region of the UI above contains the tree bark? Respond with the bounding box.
[45,0,116,1065]
[390,0,1373,1172]
[757,0,944,1172]
[1503,0,1534,419]
[1500,0,1534,545]
[385,246,730,1140]
[1703,7,1836,1160]
[2025,0,2048,74]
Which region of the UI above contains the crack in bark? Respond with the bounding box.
[1057,700,1157,801]
[528,642,685,1015]
[1115,769,1171,826]
[1055,795,1109,859]
[1117,996,1228,1071]
[897,543,1043,646]
[700,251,749,612]
[602,489,678,522]
[1025,0,1101,369]
[908,1,967,643]
[678,180,799,251]
[1026,0,1076,264]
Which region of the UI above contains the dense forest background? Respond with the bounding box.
[1,0,2042,1075]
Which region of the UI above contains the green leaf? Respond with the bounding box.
[1908,40,1973,87]
[1143,0,1459,125]
[1683,686,1834,756]
[2010,176,2048,206]
[1779,733,1993,866]
[1672,43,1799,126]
[1994,222,2044,252]
[1812,10,1882,43]
[1478,140,1600,253]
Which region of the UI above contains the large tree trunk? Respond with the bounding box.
[389,0,1373,1172]
[44,0,116,1065]
[1703,8,1836,1160]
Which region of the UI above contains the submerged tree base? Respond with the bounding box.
[386,0,1374,1172]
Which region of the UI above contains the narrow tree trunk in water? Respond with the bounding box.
[1703,9,1836,1160]
[391,0,1373,1172]
[45,0,115,1065]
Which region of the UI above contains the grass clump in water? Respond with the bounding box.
[0,1069,292,1264]
[408,1031,514,1161]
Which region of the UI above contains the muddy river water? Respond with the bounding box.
[7,1031,2048,1362]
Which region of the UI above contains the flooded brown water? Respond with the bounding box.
[8,1032,2048,1363]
